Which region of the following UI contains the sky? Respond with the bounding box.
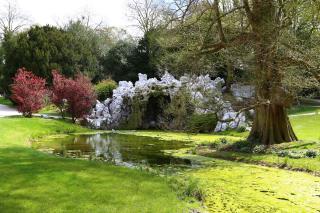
[0,0,139,35]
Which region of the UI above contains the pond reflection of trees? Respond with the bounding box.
[83,134,124,165]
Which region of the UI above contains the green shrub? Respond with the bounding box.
[95,79,117,101]
[305,150,318,158]
[218,139,252,152]
[252,145,267,154]
[276,150,304,159]
[187,113,217,133]
[236,126,247,133]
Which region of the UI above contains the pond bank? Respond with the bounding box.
[0,118,194,212]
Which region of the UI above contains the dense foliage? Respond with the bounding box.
[95,79,117,101]
[51,71,96,122]
[101,32,159,82]
[11,68,47,117]
[1,25,102,94]
[51,70,69,118]
[187,113,218,133]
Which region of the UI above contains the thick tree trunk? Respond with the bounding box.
[248,103,297,145]
[246,0,298,145]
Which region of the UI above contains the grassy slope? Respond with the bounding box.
[0,118,188,212]
[288,105,320,115]
[202,114,320,173]
[291,114,320,141]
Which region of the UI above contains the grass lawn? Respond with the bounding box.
[0,97,13,107]
[290,114,320,141]
[38,104,62,117]
[1,104,319,212]
[288,105,320,115]
[0,117,190,212]
[116,114,320,212]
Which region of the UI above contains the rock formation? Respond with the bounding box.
[87,72,247,132]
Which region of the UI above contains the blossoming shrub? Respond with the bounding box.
[11,68,47,117]
[51,71,96,122]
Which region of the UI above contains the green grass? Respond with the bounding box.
[290,114,320,141]
[38,104,62,116]
[198,114,320,174]
[288,105,320,115]
[1,104,320,212]
[0,97,13,107]
[206,150,320,173]
[0,117,189,212]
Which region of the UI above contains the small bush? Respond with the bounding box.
[11,68,47,117]
[277,150,288,157]
[287,151,304,159]
[187,113,217,133]
[218,137,228,144]
[252,145,267,154]
[236,126,247,133]
[95,79,117,101]
[229,140,251,152]
[276,150,304,159]
[305,150,318,158]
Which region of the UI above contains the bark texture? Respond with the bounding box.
[246,0,298,145]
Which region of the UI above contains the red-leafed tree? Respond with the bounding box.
[65,73,96,122]
[51,70,96,122]
[51,70,69,118]
[11,68,47,117]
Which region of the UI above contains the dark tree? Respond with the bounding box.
[1,25,102,93]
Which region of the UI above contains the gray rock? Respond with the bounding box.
[87,72,249,132]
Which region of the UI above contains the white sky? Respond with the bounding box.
[1,0,139,35]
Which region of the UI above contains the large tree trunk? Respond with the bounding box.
[247,0,298,145]
[249,103,297,145]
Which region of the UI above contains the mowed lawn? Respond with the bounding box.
[0,118,189,213]
[290,114,320,141]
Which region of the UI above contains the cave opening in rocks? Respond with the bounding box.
[142,93,171,129]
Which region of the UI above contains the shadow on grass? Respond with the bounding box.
[0,147,185,212]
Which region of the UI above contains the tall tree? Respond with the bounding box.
[0,0,28,38]
[129,0,165,34]
[160,0,320,145]
[1,24,104,93]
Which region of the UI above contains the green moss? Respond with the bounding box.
[189,158,320,212]
[163,89,194,130]
[122,96,146,129]
[117,130,243,144]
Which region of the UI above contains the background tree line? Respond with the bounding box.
[0,1,159,95]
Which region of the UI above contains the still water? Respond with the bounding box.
[32,133,195,168]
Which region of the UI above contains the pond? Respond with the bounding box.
[32,133,196,168]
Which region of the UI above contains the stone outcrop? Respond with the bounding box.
[87,72,247,132]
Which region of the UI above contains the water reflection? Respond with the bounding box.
[33,133,194,168]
